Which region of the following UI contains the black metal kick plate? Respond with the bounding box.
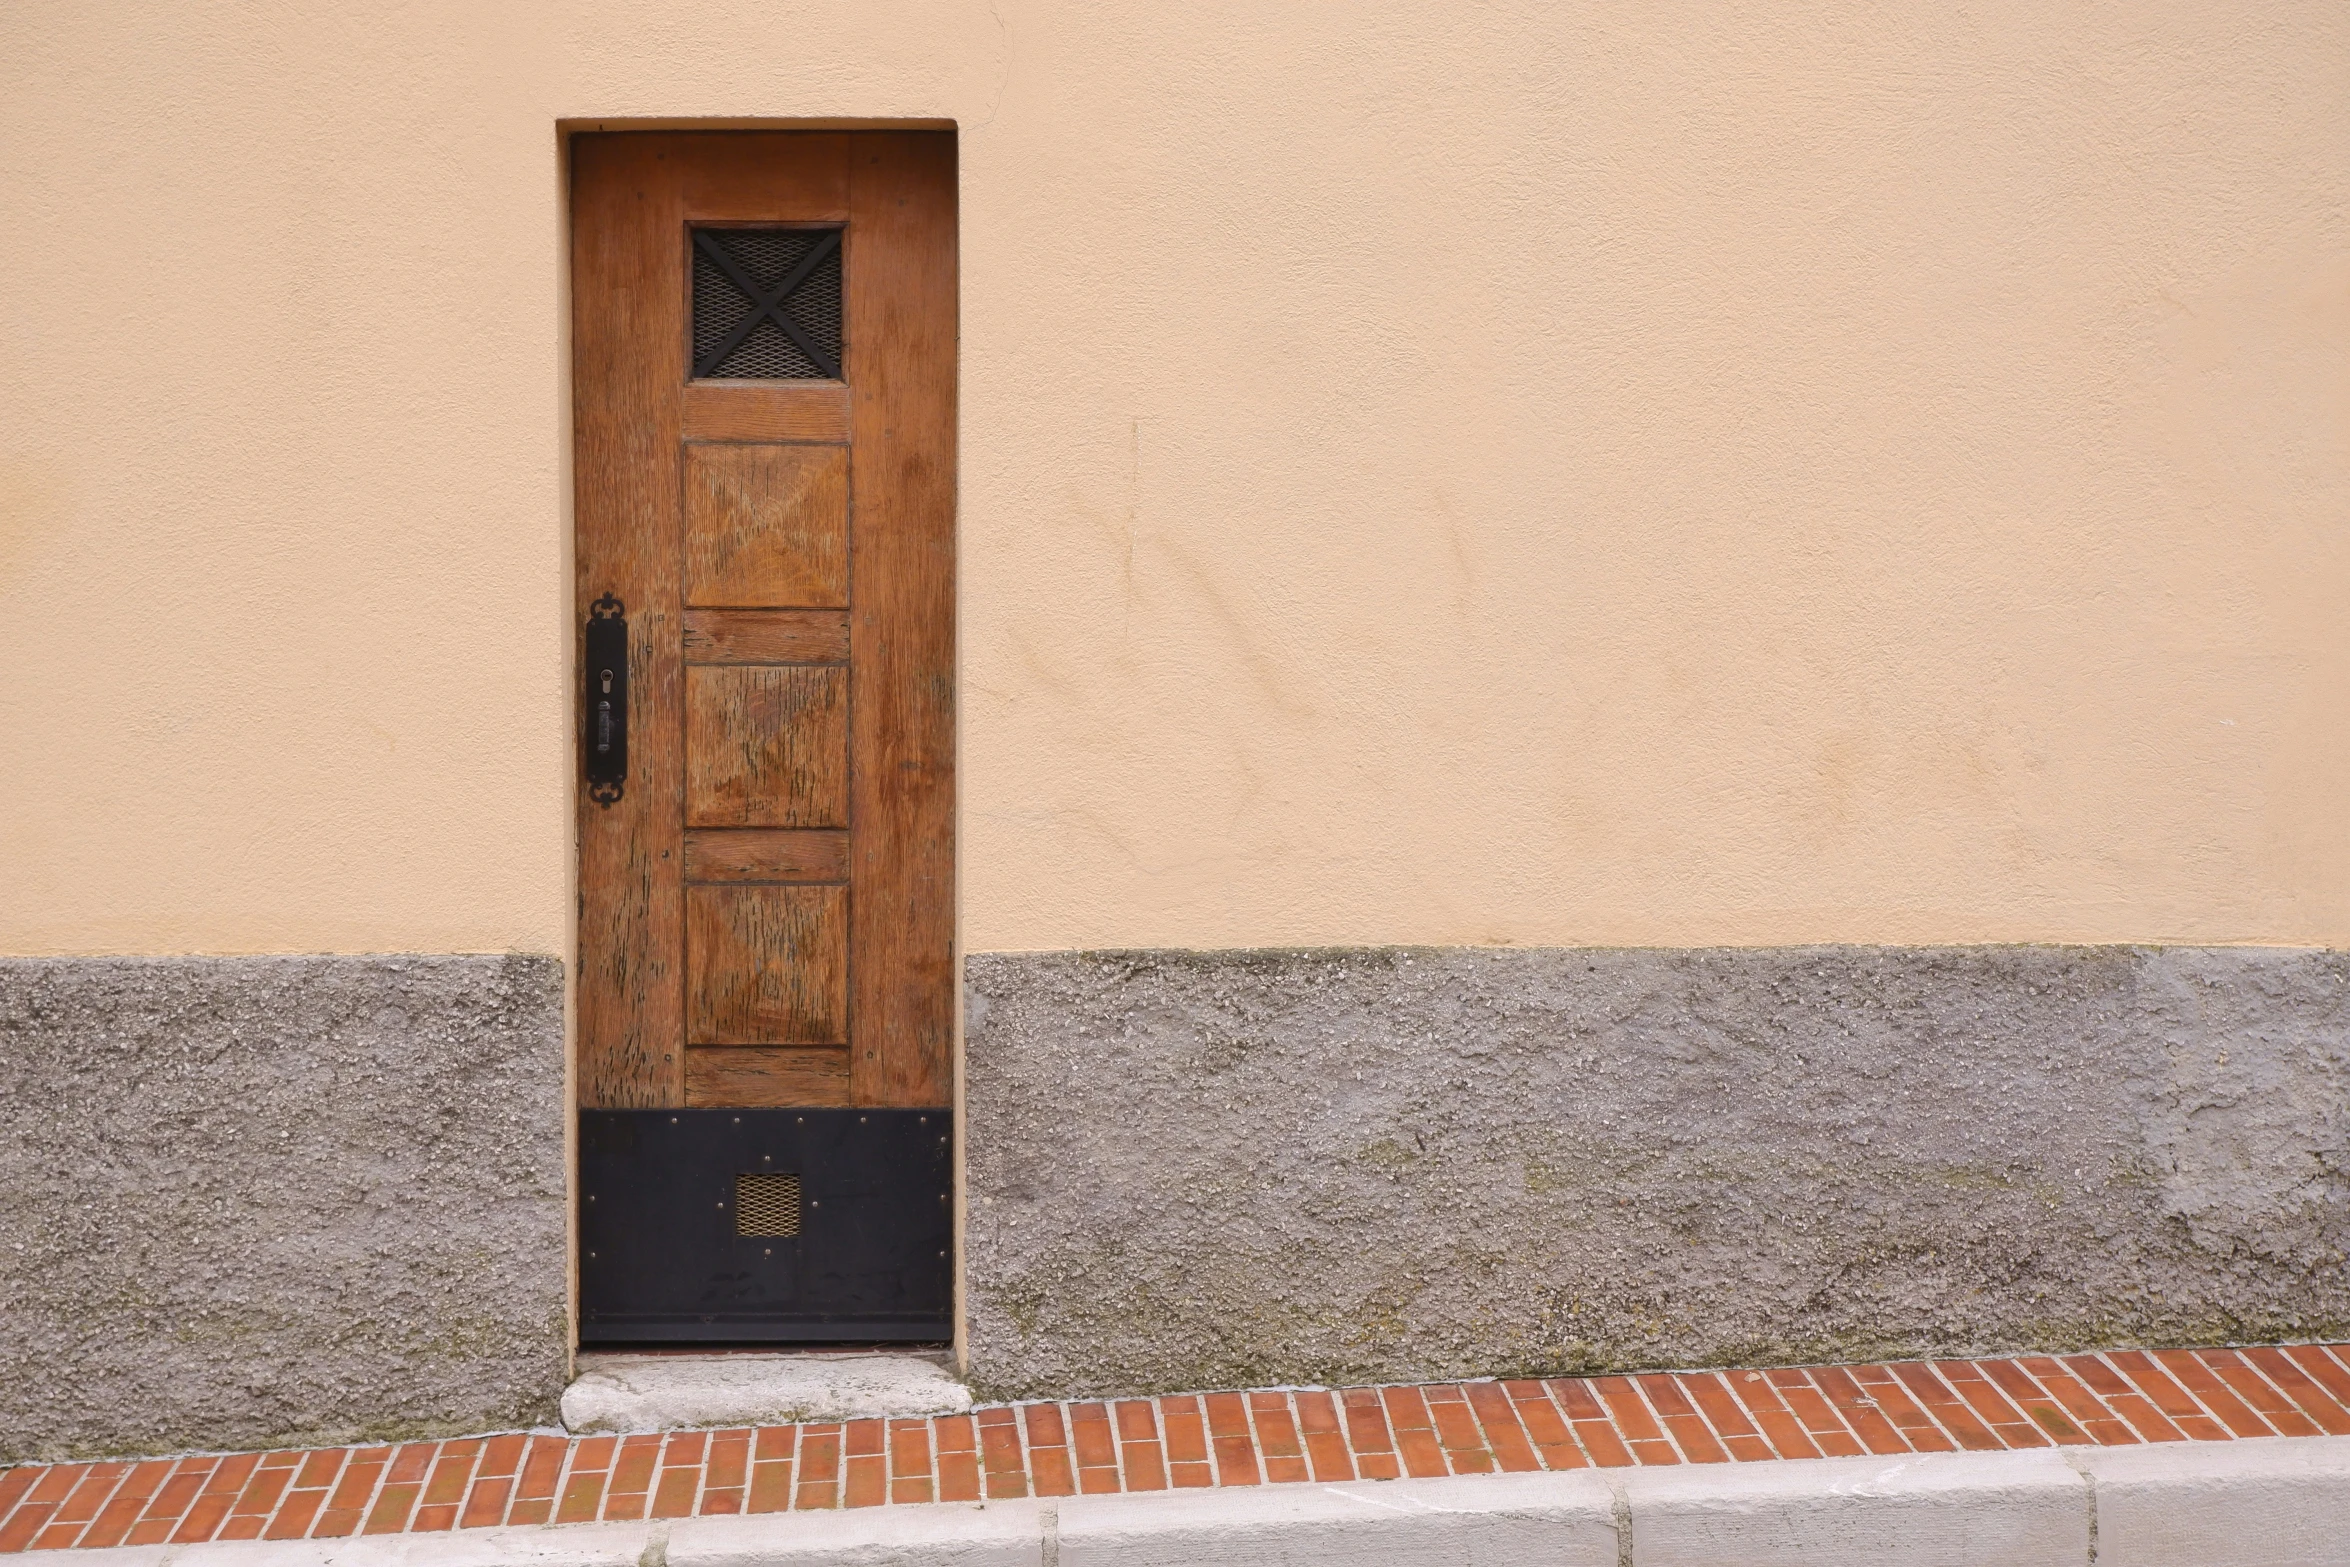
[578,1109,951,1344]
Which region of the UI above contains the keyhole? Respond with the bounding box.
[600,668,614,694]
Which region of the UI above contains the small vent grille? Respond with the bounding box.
[735,1172,803,1237]
[692,228,843,380]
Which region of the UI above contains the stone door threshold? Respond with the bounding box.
[561,1349,967,1434]
[4,1344,2347,1555]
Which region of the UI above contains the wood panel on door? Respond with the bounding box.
[573,132,954,1113]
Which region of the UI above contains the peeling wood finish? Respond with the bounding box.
[572,135,687,1109]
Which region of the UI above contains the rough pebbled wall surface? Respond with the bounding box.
[964,946,2350,1401]
[0,955,568,1461]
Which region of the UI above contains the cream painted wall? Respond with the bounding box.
[1,1,2343,955]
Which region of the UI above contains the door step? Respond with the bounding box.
[560,1349,969,1434]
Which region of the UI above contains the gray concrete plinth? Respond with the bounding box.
[964,945,2350,1399]
[0,954,568,1462]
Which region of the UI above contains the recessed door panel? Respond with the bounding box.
[685,665,847,828]
[683,443,850,608]
[687,883,848,1045]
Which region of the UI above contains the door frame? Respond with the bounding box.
[555,119,965,1360]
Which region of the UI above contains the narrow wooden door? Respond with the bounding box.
[570,132,954,1343]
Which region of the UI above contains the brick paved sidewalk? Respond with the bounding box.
[5,1344,2348,1554]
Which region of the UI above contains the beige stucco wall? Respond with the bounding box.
[1,1,2343,956]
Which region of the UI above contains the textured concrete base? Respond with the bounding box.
[562,1351,972,1433]
[52,1438,2350,1566]
[0,955,568,1462]
[965,946,2350,1399]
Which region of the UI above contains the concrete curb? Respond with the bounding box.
[2081,1436,2350,1567]
[1620,1448,2087,1565]
[1054,1472,1618,1565]
[43,1436,2350,1566]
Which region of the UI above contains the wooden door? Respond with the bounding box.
[571,132,954,1343]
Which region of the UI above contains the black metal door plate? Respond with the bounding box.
[583,594,628,806]
[578,1109,952,1344]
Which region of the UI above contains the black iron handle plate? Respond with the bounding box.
[585,594,628,806]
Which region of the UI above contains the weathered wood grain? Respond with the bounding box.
[683,1046,852,1107]
[686,884,848,1045]
[847,133,958,1108]
[682,382,850,442]
[685,665,847,828]
[576,130,952,1117]
[572,135,688,1109]
[683,608,851,664]
[682,444,849,608]
[683,828,849,883]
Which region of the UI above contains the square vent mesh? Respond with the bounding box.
[692,228,843,380]
[735,1172,803,1237]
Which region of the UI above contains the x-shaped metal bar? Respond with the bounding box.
[692,228,843,380]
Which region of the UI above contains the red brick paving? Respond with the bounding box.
[4,1344,2346,1553]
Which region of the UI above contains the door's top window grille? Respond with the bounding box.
[692,228,843,381]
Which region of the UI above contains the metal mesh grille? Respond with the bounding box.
[692,229,843,380]
[735,1172,803,1237]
